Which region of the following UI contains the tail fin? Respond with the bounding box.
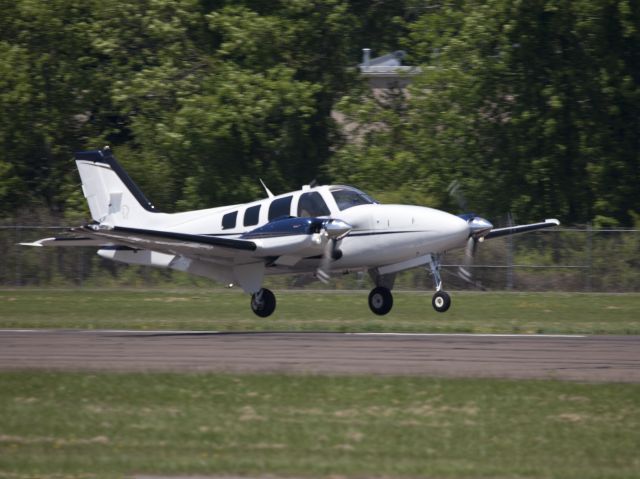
[75,147,158,226]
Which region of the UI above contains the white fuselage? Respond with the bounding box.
[105,184,470,276]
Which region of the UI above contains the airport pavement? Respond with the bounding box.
[1,330,639,382]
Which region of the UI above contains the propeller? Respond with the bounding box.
[447,179,468,212]
[448,180,493,286]
[315,219,352,283]
[457,215,493,285]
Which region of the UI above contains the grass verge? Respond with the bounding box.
[0,289,639,334]
[1,372,639,478]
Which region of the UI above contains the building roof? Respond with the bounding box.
[358,49,420,76]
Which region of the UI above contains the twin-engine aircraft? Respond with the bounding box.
[23,147,559,317]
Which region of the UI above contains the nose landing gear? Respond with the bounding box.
[432,290,451,313]
[428,255,451,313]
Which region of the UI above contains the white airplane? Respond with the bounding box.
[22,147,559,317]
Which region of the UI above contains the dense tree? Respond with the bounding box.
[330,0,640,226]
[1,0,638,226]
[1,0,417,215]
[0,0,101,214]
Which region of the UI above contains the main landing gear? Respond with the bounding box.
[368,286,393,315]
[250,288,276,317]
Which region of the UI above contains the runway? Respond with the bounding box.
[1,330,639,382]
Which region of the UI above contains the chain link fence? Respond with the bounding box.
[1,225,639,291]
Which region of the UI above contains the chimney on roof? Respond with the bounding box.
[362,48,371,67]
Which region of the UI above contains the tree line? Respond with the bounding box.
[1,0,638,227]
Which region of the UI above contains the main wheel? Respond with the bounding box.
[368,287,393,315]
[432,291,451,313]
[251,288,276,317]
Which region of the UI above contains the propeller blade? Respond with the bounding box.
[316,237,333,284]
[458,237,476,283]
[315,219,352,284]
[447,179,468,211]
[458,215,491,286]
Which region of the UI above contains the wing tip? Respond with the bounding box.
[19,241,44,247]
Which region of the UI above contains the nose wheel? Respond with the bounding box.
[368,287,393,315]
[251,288,276,317]
[432,291,451,313]
[428,255,452,313]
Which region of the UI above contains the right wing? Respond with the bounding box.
[484,219,560,240]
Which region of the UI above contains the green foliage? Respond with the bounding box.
[0,0,638,224]
[0,0,363,213]
[331,0,640,224]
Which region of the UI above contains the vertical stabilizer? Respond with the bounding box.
[75,147,158,226]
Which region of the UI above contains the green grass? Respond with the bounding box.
[0,372,639,478]
[1,289,639,334]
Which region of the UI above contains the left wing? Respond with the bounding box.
[84,225,257,252]
[20,227,257,260]
[19,236,111,247]
[21,219,324,264]
[67,225,259,262]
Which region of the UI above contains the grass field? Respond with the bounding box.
[1,290,639,478]
[0,289,639,334]
[1,372,639,479]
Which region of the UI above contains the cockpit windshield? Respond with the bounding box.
[330,186,378,211]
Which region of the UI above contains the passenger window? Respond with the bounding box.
[244,205,261,227]
[222,211,237,230]
[297,192,331,217]
[268,196,293,221]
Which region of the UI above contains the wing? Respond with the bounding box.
[73,225,257,261]
[19,236,111,247]
[22,221,324,267]
[20,225,257,260]
[483,219,560,240]
[20,217,344,287]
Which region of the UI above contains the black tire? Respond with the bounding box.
[368,287,393,315]
[251,288,276,317]
[432,291,451,313]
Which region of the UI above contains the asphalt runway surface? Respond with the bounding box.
[2,329,639,382]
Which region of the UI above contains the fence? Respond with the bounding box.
[1,225,639,291]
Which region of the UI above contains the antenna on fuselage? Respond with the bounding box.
[259,178,274,198]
